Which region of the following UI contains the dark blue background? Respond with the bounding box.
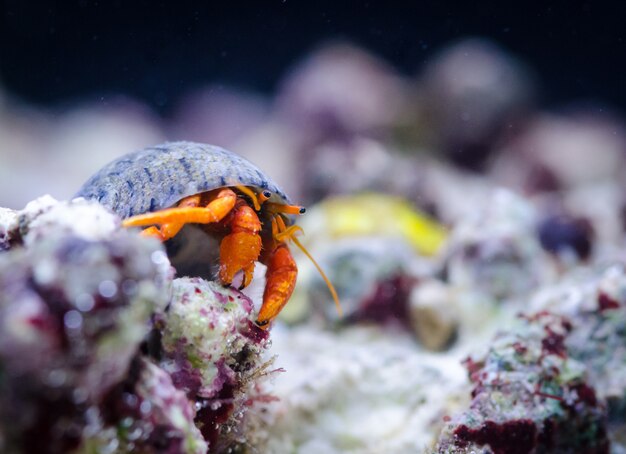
[2,1,625,113]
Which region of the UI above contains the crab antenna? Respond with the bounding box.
[235,185,261,211]
[274,217,343,317]
[291,234,343,317]
[266,202,306,216]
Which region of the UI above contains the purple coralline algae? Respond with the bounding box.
[156,277,274,451]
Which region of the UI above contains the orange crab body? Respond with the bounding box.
[123,186,299,329]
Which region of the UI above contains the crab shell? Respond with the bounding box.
[75,141,293,220]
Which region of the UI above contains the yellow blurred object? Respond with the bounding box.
[322,193,447,256]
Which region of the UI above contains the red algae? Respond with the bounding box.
[572,383,598,407]
[541,328,566,358]
[347,274,416,328]
[454,419,537,454]
[196,382,237,449]
[240,320,270,344]
[597,292,620,312]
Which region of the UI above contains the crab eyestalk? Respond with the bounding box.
[235,185,262,211]
[259,190,272,204]
[265,202,306,215]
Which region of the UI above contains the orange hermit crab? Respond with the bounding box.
[75,141,340,329]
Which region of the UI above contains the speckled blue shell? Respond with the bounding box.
[75,141,291,219]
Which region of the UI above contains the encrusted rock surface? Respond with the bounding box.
[260,325,469,453]
[0,197,275,453]
[436,265,626,453]
[0,198,171,452]
[444,189,553,301]
[436,312,608,453]
[77,357,207,454]
[157,277,274,451]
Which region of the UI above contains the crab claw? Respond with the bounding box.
[256,243,298,329]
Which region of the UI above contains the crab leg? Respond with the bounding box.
[256,242,298,329]
[135,194,200,240]
[253,216,297,329]
[123,189,237,241]
[218,201,262,289]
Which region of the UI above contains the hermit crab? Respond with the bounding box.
[76,141,339,329]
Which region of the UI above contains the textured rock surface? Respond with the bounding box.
[408,279,459,351]
[76,357,207,454]
[276,187,626,453]
[260,325,469,453]
[156,277,274,451]
[436,312,608,453]
[0,207,17,250]
[0,196,275,453]
[444,189,553,301]
[0,198,171,452]
[436,265,626,453]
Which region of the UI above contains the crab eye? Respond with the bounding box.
[258,190,272,205]
[298,207,306,214]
